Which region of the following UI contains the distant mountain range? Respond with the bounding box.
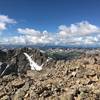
[0,44,100,49]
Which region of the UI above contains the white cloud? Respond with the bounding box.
[3,28,55,45]
[57,21,100,46]
[0,22,6,30]
[17,28,42,36]
[83,36,98,45]
[0,15,16,31]
[59,21,100,37]
[1,20,100,46]
[0,15,16,23]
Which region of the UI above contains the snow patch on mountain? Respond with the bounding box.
[24,52,52,71]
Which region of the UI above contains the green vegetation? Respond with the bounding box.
[47,51,82,60]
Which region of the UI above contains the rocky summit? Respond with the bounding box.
[0,47,100,100]
[0,47,48,76]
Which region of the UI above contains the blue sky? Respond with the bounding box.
[0,0,100,46]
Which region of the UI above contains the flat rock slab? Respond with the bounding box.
[12,78,25,88]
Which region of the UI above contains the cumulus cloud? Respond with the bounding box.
[17,28,42,36]
[1,20,100,46]
[0,22,6,30]
[0,15,16,23]
[3,28,55,45]
[57,21,100,46]
[0,15,16,31]
[83,36,98,45]
[59,21,100,37]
